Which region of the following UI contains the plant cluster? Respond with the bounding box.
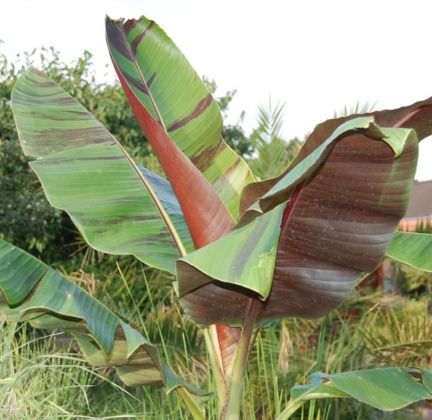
[1,14,432,419]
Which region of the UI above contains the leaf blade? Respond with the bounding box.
[178,120,419,324]
[288,368,432,412]
[241,97,432,213]
[12,68,190,273]
[106,16,254,221]
[0,240,159,387]
[106,16,245,375]
[386,231,432,272]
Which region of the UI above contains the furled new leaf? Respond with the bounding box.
[106,16,254,222]
[386,231,432,272]
[178,118,419,324]
[106,16,244,374]
[0,239,200,392]
[12,69,193,274]
[279,368,432,419]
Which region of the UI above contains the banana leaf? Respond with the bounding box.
[177,118,419,324]
[106,15,245,372]
[278,368,432,419]
[386,231,432,271]
[12,69,193,274]
[106,16,254,222]
[241,97,432,213]
[0,239,202,393]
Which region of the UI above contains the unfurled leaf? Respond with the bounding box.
[241,97,432,213]
[178,118,419,324]
[386,231,432,272]
[12,69,192,274]
[280,368,432,419]
[0,239,202,392]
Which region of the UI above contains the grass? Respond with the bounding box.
[1,257,432,418]
[0,321,94,418]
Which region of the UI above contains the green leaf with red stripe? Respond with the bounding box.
[106,16,254,221]
[12,68,194,274]
[106,15,246,376]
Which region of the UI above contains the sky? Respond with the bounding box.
[1,0,432,180]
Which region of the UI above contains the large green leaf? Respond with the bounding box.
[386,231,432,271]
[0,239,197,391]
[241,97,432,213]
[278,368,432,419]
[106,16,254,221]
[12,69,193,274]
[177,118,419,325]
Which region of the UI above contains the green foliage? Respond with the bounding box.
[0,49,255,263]
[2,282,432,418]
[398,264,432,295]
[247,100,301,179]
[0,321,96,418]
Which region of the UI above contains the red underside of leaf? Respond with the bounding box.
[240,101,432,213]
[111,59,241,375]
[112,61,235,248]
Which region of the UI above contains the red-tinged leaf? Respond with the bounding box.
[112,65,234,248]
[264,128,418,319]
[106,16,242,376]
[114,59,241,371]
[216,324,241,374]
[105,16,254,222]
[240,97,432,213]
[178,120,419,324]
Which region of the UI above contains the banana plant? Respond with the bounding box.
[2,14,432,419]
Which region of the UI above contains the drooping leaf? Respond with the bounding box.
[177,204,285,302]
[241,97,432,213]
[0,239,201,392]
[106,16,254,222]
[279,368,432,419]
[12,69,192,274]
[177,118,419,324]
[386,231,432,272]
[240,117,387,221]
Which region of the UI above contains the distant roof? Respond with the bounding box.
[404,180,432,218]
